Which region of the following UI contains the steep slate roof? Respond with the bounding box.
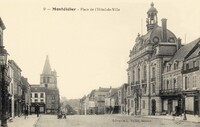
[31,86,46,92]
[186,45,200,60]
[42,55,52,74]
[170,38,200,62]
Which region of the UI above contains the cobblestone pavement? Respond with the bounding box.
[35,114,199,127]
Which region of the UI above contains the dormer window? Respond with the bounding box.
[153,36,159,43]
[174,62,178,70]
[168,37,175,43]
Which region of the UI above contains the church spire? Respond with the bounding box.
[42,55,52,74]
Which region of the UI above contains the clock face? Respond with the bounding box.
[153,37,159,43]
[168,37,175,43]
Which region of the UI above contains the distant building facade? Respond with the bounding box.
[21,77,31,115]
[8,60,23,117]
[117,83,128,114]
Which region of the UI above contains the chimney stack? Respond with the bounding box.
[161,18,167,42]
[177,38,182,50]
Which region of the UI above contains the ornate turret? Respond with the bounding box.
[146,3,158,31]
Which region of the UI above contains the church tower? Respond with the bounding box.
[40,55,57,89]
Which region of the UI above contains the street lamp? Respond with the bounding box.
[0,45,9,127]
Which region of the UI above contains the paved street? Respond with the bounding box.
[35,115,199,127]
[8,115,39,127]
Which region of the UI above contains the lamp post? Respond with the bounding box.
[0,45,9,127]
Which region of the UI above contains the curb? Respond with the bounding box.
[142,116,200,123]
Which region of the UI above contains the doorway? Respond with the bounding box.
[151,99,156,115]
[168,100,173,115]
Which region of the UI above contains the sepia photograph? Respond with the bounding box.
[0,0,199,126]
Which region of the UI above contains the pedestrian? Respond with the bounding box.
[24,109,28,119]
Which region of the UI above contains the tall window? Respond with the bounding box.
[152,67,156,78]
[34,93,38,98]
[167,80,169,89]
[144,65,147,81]
[138,68,140,83]
[143,85,147,94]
[40,93,44,98]
[174,63,178,70]
[133,70,135,84]
[143,100,145,109]
[152,84,155,93]
[185,77,188,90]
[186,63,189,70]
[173,79,176,89]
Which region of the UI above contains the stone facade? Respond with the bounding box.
[127,3,180,115]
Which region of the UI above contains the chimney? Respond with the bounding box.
[161,18,167,42]
[177,38,182,50]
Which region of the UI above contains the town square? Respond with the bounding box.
[0,0,200,127]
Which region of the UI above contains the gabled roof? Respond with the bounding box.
[170,38,200,62]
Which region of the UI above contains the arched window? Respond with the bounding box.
[152,83,155,93]
[167,80,169,90]
[152,67,155,78]
[138,68,140,83]
[173,79,176,89]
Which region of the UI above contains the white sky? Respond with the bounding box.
[0,0,200,99]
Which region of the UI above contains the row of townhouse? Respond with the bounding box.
[6,60,31,119]
[0,17,60,120]
[79,85,128,115]
[80,3,200,117]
